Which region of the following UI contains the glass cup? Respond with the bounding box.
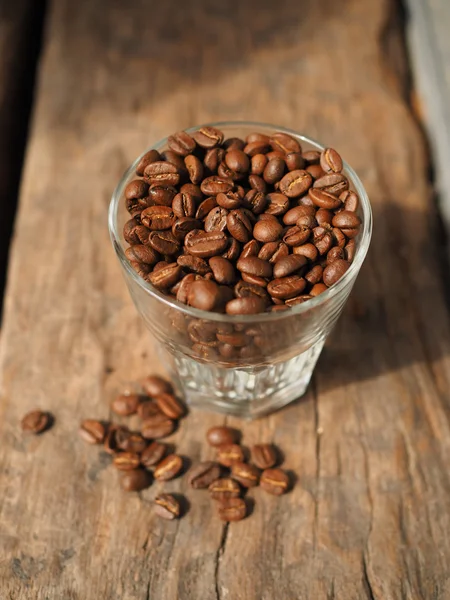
[109,121,372,418]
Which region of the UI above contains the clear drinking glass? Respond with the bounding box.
[109,122,372,418]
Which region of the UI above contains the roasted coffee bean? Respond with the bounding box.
[154,454,183,481]
[264,192,290,216]
[248,174,267,193]
[187,279,221,311]
[125,245,159,266]
[297,213,318,229]
[148,263,182,289]
[305,264,324,284]
[320,148,343,173]
[340,189,359,212]
[293,242,318,261]
[204,147,226,173]
[192,342,220,360]
[117,431,147,454]
[207,426,238,447]
[345,239,356,262]
[302,150,321,165]
[323,259,350,286]
[226,296,266,314]
[136,149,161,176]
[227,209,253,243]
[124,218,144,245]
[270,132,301,154]
[155,393,185,419]
[187,319,219,344]
[217,189,242,210]
[252,444,277,469]
[224,137,246,150]
[185,229,228,258]
[172,192,196,218]
[225,149,250,173]
[266,150,285,161]
[113,452,141,471]
[312,227,333,255]
[231,462,260,488]
[246,132,271,144]
[327,246,345,264]
[260,468,290,495]
[141,441,167,468]
[154,494,180,520]
[283,205,314,226]
[185,154,204,184]
[285,152,305,171]
[216,331,249,346]
[332,211,361,238]
[218,497,247,521]
[209,256,236,285]
[161,150,189,177]
[234,280,270,303]
[285,294,313,306]
[237,256,272,278]
[21,409,51,434]
[244,140,271,156]
[218,160,239,181]
[141,206,175,230]
[125,180,149,205]
[218,342,239,359]
[314,173,349,195]
[201,176,233,196]
[310,282,328,296]
[168,131,196,156]
[273,255,307,278]
[267,276,306,299]
[180,183,203,202]
[241,273,267,287]
[195,197,217,219]
[204,206,229,232]
[148,185,177,207]
[121,468,152,492]
[144,161,180,187]
[111,393,141,416]
[141,413,175,439]
[315,208,333,227]
[306,164,325,180]
[176,273,197,304]
[79,419,105,444]
[192,126,224,148]
[104,425,128,454]
[263,156,285,184]
[251,153,268,175]
[209,478,241,500]
[253,219,283,243]
[129,260,152,278]
[243,189,267,214]
[188,461,221,488]
[222,237,241,261]
[309,188,342,210]
[148,230,180,254]
[177,254,210,275]
[142,375,173,397]
[283,225,311,247]
[333,225,351,249]
[216,444,245,467]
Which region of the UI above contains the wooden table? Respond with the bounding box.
[2,0,450,598]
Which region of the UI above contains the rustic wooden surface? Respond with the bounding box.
[1,0,450,598]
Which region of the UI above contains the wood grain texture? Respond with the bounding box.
[1,0,450,598]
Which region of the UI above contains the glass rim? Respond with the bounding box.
[108,120,373,323]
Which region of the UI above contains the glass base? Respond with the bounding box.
[162,338,325,419]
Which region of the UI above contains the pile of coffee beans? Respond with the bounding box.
[78,373,292,522]
[123,127,361,314]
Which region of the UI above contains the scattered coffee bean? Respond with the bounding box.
[207,426,238,447]
[141,413,175,439]
[121,468,152,492]
[117,431,148,454]
[216,444,245,467]
[252,444,277,469]
[137,400,162,420]
[21,409,52,434]
[188,461,221,489]
[141,441,167,468]
[217,497,247,521]
[155,393,186,420]
[231,462,260,488]
[154,454,183,481]
[113,452,141,471]
[142,375,173,397]
[208,478,241,500]
[111,393,141,416]
[260,468,290,495]
[154,493,181,520]
[79,419,106,444]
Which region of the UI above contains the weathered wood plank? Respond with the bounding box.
[2,0,450,598]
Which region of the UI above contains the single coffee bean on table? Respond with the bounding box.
[216,444,245,467]
[231,462,260,488]
[251,444,277,469]
[21,409,52,434]
[209,478,241,500]
[79,419,106,444]
[142,375,173,397]
[260,468,290,495]
[111,393,141,416]
[141,413,176,439]
[121,468,152,492]
[153,454,183,481]
[188,461,222,489]
[154,494,181,520]
[217,497,247,522]
[113,452,141,471]
[206,426,239,447]
[140,441,167,468]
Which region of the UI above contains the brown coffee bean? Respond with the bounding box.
[79,419,105,444]
[192,126,224,148]
[172,192,196,218]
[201,176,233,196]
[216,331,249,346]
[340,189,359,212]
[187,279,221,311]
[323,259,351,286]
[143,161,180,187]
[253,219,283,243]
[267,276,306,299]
[224,137,246,150]
[21,409,51,434]
[260,468,290,495]
[248,174,267,193]
[204,147,226,173]
[310,282,328,296]
[111,393,141,416]
[225,149,250,173]
[217,497,247,521]
[104,425,128,454]
[141,413,175,439]
[184,154,204,185]
[217,160,239,181]
[141,441,167,468]
[231,462,260,488]
[225,296,266,315]
[222,237,241,261]
[136,149,161,176]
[243,189,267,214]
[141,205,175,230]
[327,246,345,264]
[113,452,141,471]
[263,156,285,184]
[283,226,310,247]
[142,375,173,397]
[216,189,242,210]
[209,478,241,500]
[123,218,145,245]
[241,273,267,287]
[251,153,268,175]
[188,461,221,489]
[149,230,180,254]
[129,261,151,278]
[244,140,271,156]
[264,192,289,216]
[285,152,305,171]
[320,148,343,173]
[305,264,324,284]
[121,468,152,492]
[117,431,147,454]
[154,454,183,481]
[273,254,307,278]
[234,279,270,301]
[207,426,239,447]
[306,164,325,180]
[285,294,313,306]
[155,393,185,419]
[345,239,356,262]
[187,319,219,344]
[175,273,196,304]
[293,242,318,261]
[154,493,180,520]
[309,188,342,210]
[315,208,333,227]
[209,256,236,285]
[246,132,271,144]
[252,444,277,469]
[333,225,351,248]
[270,132,301,154]
[168,131,196,156]
[204,206,229,232]
[237,256,272,278]
[177,255,210,276]
[312,227,333,255]
[148,263,182,290]
[227,209,253,243]
[125,245,160,265]
[282,205,312,226]
[314,173,349,195]
[332,211,361,238]
[302,150,321,165]
[279,169,312,198]
[125,179,149,204]
[185,229,228,258]
[216,444,245,467]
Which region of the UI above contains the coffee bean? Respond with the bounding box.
[155,393,185,419]
[138,399,164,419]
[260,468,290,495]
[310,282,328,296]
[320,148,343,173]
[148,230,180,254]
[207,426,238,447]
[121,468,152,492]
[278,169,312,198]
[285,152,305,171]
[200,176,234,196]
[227,209,253,243]
[273,255,307,278]
[136,149,161,176]
[204,206,229,232]
[141,205,175,231]
[302,150,321,165]
[267,276,306,299]
[327,246,345,264]
[225,296,266,315]
[123,218,145,245]
[243,189,267,214]
[192,126,224,148]
[185,230,228,258]
[216,331,249,346]
[21,409,51,434]
[283,226,311,247]
[185,154,204,184]
[111,393,141,416]
[225,149,250,173]
[209,478,241,500]
[240,239,260,259]
[231,462,260,487]
[305,264,323,284]
[125,245,160,265]
[141,413,175,439]
[314,173,349,195]
[315,208,333,227]
[253,219,283,243]
[175,273,196,304]
[323,259,351,286]
[252,444,277,469]
[144,161,180,187]
[340,189,359,212]
[209,256,236,285]
[217,189,242,210]
[244,141,271,156]
[222,237,241,261]
[285,294,313,306]
[204,147,226,173]
[154,454,183,481]
[224,137,246,151]
[331,210,361,238]
[117,431,147,454]
[148,263,182,289]
[251,153,268,175]
[79,419,106,444]
[237,256,272,279]
[312,227,333,255]
[188,461,221,488]
[293,242,318,261]
[141,441,167,468]
[282,205,310,226]
[187,279,221,311]
[246,132,271,144]
[248,174,267,193]
[263,156,285,184]
[104,425,128,454]
[172,192,196,218]
[345,238,356,262]
[235,279,270,301]
[142,375,173,397]
[332,226,348,249]
[217,497,247,521]
[270,132,301,154]
[309,188,342,210]
[154,493,181,520]
[216,444,245,467]
[113,452,141,471]
[168,131,196,156]
[129,261,151,278]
